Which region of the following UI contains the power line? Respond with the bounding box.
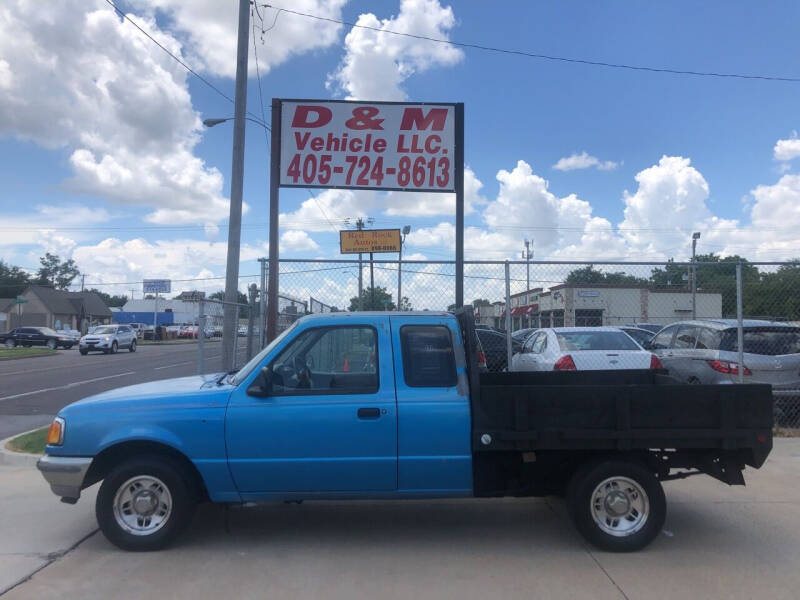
[265,3,800,83]
[103,0,269,129]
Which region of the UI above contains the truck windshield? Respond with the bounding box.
[229,321,299,385]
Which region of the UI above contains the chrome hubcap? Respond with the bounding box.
[591,477,649,537]
[113,476,172,536]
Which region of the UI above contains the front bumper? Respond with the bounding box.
[37,455,92,501]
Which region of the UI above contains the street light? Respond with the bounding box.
[398,225,411,311]
[692,232,701,319]
[203,117,269,129]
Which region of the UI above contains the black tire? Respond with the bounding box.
[65,343,73,350]
[96,455,197,551]
[46,339,57,350]
[111,341,118,354]
[566,459,665,552]
[80,349,88,355]
[129,340,136,353]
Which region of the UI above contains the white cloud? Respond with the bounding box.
[384,167,486,216]
[279,188,378,232]
[0,1,234,224]
[774,132,800,162]
[129,0,347,79]
[553,151,619,172]
[280,230,320,252]
[327,0,463,101]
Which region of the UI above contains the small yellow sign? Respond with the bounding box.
[340,229,402,254]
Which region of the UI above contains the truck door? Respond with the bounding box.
[390,316,472,495]
[225,318,397,495]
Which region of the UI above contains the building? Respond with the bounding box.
[120,298,200,325]
[2,286,112,332]
[491,284,723,331]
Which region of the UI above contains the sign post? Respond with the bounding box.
[267,99,463,341]
[143,279,171,337]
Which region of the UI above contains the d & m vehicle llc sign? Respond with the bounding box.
[278,101,457,192]
[267,98,465,340]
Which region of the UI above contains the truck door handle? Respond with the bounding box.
[357,407,380,419]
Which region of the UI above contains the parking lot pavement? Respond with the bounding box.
[2,439,799,600]
[0,343,248,439]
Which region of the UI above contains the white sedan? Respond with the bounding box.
[510,327,663,372]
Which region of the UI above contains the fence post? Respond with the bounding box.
[504,261,512,371]
[247,284,256,361]
[197,299,205,375]
[736,261,744,384]
[259,258,266,349]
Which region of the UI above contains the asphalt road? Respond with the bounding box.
[0,342,248,440]
[3,440,799,600]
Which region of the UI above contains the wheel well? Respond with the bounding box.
[84,441,209,501]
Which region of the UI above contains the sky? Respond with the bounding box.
[1,0,799,307]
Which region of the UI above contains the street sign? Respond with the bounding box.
[143,279,171,294]
[279,100,456,192]
[10,297,28,306]
[340,229,401,254]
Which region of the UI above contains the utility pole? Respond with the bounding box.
[80,274,85,292]
[258,258,267,349]
[221,0,250,370]
[522,239,533,327]
[398,225,410,310]
[345,217,373,310]
[129,289,135,301]
[691,232,700,319]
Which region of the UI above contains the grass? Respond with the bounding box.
[0,347,58,360]
[6,427,49,454]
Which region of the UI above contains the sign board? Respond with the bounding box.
[340,229,401,254]
[279,100,456,192]
[578,290,600,297]
[143,279,171,294]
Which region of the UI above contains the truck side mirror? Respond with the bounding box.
[247,366,272,398]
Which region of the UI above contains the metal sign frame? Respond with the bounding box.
[267,98,465,341]
[142,279,171,294]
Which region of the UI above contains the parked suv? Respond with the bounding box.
[79,324,137,355]
[651,319,800,425]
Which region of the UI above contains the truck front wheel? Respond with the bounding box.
[96,456,197,551]
[566,460,665,552]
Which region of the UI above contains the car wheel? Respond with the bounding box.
[566,459,665,552]
[80,349,88,355]
[111,341,118,354]
[65,343,73,350]
[4,339,15,348]
[95,456,197,551]
[129,340,136,353]
[46,339,57,350]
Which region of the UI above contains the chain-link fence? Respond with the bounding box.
[170,259,800,429]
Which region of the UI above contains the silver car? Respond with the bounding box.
[651,319,800,423]
[79,324,137,355]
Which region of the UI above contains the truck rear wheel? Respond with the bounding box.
[566,459,665,552]
[96,456,196,551]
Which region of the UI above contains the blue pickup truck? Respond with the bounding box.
[37,311,773,552]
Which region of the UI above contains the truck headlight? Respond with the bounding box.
[46,417,65,446]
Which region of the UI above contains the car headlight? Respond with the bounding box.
[46,417,65,446]
[103,335,111,340]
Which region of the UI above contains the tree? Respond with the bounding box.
[209,290,248,305]
[348,286,396,311]
[650,254,760,317]
[36,253,80,289]
[86,288,128,308]
[0,260,31,297]
[744,261,800,320]
[448,298,493,311]
[564,266,647,286]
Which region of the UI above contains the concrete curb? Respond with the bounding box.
[0,350,60,362]
[0,428,44,467]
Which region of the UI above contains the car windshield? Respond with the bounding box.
[92,326,117,335]
[37,327,57,335]
[556,331,641,351]
[230,321,299,385]
[721,327,800,356]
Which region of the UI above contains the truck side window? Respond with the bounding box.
[270,326,378,395]
[400,325,457,388]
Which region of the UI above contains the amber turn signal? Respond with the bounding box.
[46,417,65,446]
